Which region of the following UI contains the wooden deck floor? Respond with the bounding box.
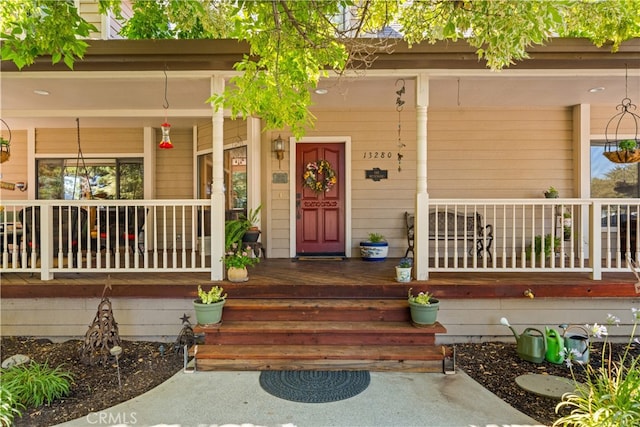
[2,258,638,299]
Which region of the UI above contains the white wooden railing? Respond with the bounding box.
[418,199,640,279]
[2,199,640,280]
[0,200,217,279]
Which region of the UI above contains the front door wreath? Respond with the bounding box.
[303,159,337,193]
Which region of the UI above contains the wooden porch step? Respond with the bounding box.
[194,320,446,345]
[191,344,451,372]
[220,298,411,322]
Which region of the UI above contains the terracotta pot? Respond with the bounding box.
[227,266,248,282]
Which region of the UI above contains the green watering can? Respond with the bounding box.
[501,317,547,363]
[545,327,565,364]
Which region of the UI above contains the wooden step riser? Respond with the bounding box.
[194,359,445,372]
[222,283,414,299]
[203,333,436,346]
[221,309,411,322]
[192,344,450,360]
[191,344,450,372]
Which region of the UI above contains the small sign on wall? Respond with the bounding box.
[365,168,388,182]
[272,172,288,184]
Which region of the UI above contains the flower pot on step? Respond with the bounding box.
[408,299,440,326]
[193,299,225,326]
[395,266,412,282]
[227,266,249,282]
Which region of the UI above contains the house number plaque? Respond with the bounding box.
[365,168,388,182]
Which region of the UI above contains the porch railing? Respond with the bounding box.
[419,199,640,279]
[2,199,639,280]
[0,200,216,278]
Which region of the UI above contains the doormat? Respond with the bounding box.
[259,370,370,403]
[295,256,346,261]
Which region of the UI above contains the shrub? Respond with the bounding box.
[0,383,24,426]
[1,361,73,408]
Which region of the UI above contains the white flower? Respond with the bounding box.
[561,348,583,367]
[588,323,608,338]
[606,313,621,326]
[632,307,640,322]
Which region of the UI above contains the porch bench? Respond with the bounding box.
[405,211,493,260]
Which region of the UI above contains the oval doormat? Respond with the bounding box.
[259,370,370,403]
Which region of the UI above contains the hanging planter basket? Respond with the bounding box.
[0,118,11,164]
[603,149,640,164]
[603,96,640,164]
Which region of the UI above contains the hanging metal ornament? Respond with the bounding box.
[603,65,640,163]
[159,67,174,149]
[396,79,406,172]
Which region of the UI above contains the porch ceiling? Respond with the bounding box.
[1,38,639,129]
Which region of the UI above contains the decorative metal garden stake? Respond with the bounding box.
[110,345,122,388]
[80,277,122,366]
[174,313,195,354]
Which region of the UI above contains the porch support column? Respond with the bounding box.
[415,74,430,280]
[210,76,225,281]
[247,117,262,226]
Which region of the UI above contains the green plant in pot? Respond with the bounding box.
[395,257,413,283]
[618,139,637,151]
[193,285,227,326]
[407,288,440,325]
[222,244,260,282]
[526,234,561,259]
[359,232,389,261]
[544,186,559,198]
[241,204,262,243]
[0,136,10,163]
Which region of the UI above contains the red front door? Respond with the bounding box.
[296,143,345,255]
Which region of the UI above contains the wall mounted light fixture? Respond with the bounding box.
[273,135,285,160]
[273,134,285,169]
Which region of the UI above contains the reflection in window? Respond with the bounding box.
[591,143,640,198]
[197,147,247,216]
[37,158,143,200]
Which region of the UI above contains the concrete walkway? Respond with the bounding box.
[56,370,546,427]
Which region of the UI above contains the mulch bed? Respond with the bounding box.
[1,337,637,426]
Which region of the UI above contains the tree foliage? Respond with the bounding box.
[2,0,639,135]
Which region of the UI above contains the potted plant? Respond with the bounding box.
[359,232,389,261]
[0,136,10,164]
[193,285,227,326]
[603,139,640,163]
[407,288,440,325]
[526,234,561,259]
[241,204,262,243]
[395,257,413,282]
[222,243,260,282]
[563,211,572,240]
[543,186,559,198]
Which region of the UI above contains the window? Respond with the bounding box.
[197,147,247,212]
[591,142,640,198]
[37,158,143,200]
